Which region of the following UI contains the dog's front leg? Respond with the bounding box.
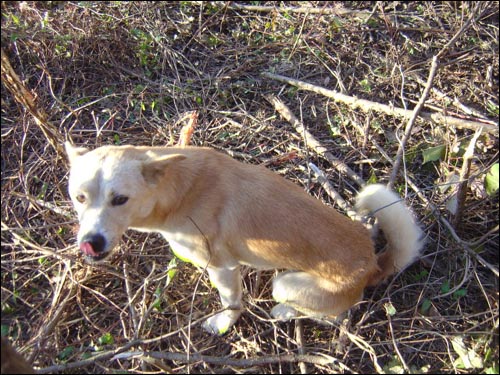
[202,266,242,335]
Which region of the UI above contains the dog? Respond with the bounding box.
[65,142,423,334]
[1,337,35,374]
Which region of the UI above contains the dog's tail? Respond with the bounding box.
[355,184,424,286]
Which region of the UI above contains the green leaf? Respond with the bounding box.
[420,298,432,315]
[152,295,162,311]
[485,163,499,196]
[453,288,467,299]
[11,14,20,26]
[1,302,14,314]
[422,144,446,164]
[383,356,404,374]
[165,257,178,287]
[367,171,378,184]
[1,325,10,337]
[485,365,499,374]
[384,302,397,316]
[98,333,114,345]
[441,280,450,294]
[413,270,429,282]
[58,346,75,360]
[359,78,372,93]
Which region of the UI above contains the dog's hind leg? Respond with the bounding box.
[202,266,243,335]
[271,271,364,320]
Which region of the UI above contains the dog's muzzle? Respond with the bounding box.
[80,233,109,261]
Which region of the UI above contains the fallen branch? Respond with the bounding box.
[265,94,365,187]
[1,48,64,155]
[35,340,142,374]
[114,350,338,368]
[261,72,498,135]
[227,2,374,18]
[403,177,499,278]
[36,341,339,373]
[307,163,359,219]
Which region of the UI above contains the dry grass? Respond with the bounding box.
[1,1,498,373]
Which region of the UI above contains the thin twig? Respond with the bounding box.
[27,265,78,363]
[388,55,439,190]
[386,313,409,373]
[411,74,493,121]
[403,179,499,278]
[389,2,485,189]
[452,127,483,227]
[123,262,140,334]
[435,2,483,60]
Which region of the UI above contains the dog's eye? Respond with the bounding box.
[76,194,86,203]
[111,195,129,206]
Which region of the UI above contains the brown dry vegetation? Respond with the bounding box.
[1,1,498,374]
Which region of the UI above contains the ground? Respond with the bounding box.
[1,2,498,374]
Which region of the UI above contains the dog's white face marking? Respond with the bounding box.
[66,145,159,262]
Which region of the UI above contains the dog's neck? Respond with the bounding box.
[131,158,205,231]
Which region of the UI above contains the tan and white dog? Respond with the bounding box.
[65,142,423,334]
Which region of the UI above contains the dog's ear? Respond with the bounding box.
[65,141,89,164]
[142,154,187,184]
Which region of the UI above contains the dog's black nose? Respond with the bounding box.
[80,233,106,255]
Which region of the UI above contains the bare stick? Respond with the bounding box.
[117,351,338,368]
[123,262,140,333]
[295,320,307,374]
[452,127,483,227]
[266,95,365,187]
[387,56,439,190]
[36,345,339,373]
[226,2,374,18]
[1,48,64,155]
[261,72,498,135]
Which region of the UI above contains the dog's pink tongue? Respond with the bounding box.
[80,242,98,257]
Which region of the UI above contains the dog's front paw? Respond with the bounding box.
[271,303,300,321]
[202,309,241,335]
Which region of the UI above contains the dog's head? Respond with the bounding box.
[65,142,185,262]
